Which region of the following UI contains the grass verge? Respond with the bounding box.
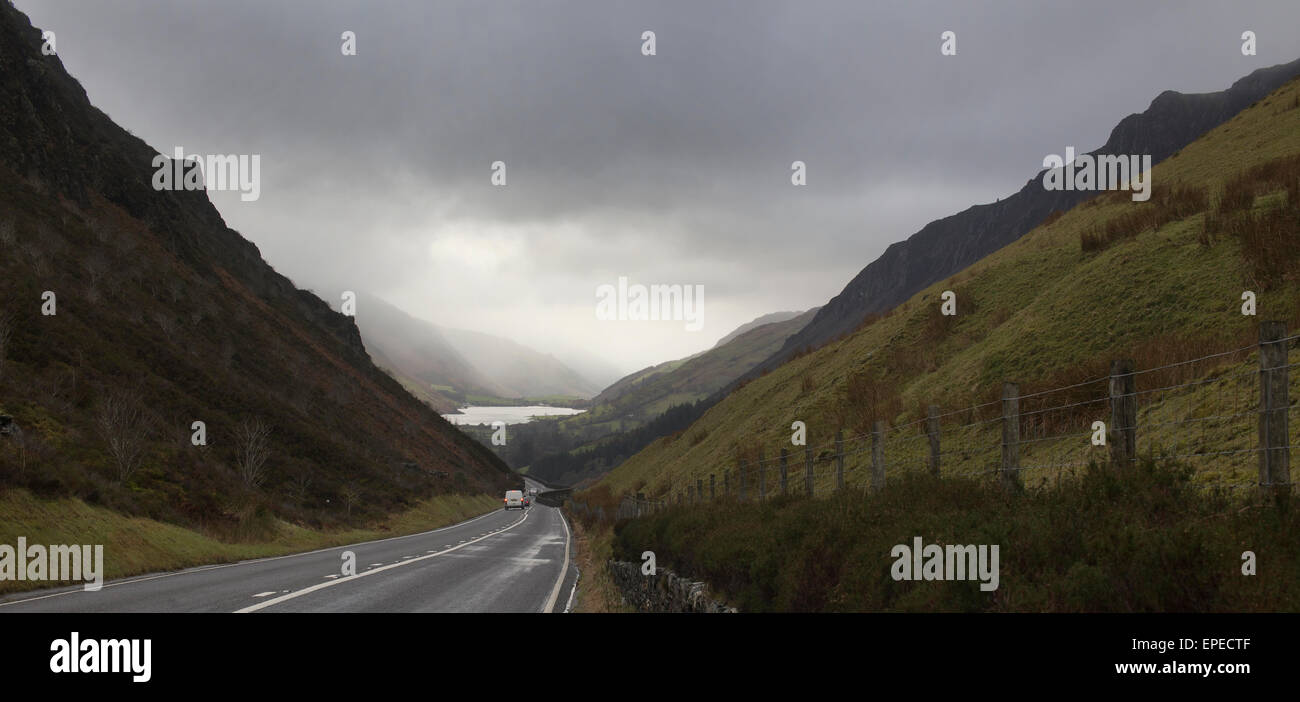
[569,517,634,613]
[0,487,500,595]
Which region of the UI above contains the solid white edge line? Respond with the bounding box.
[0,505,507,608]
[563,567,579,613]
[542,507,572,613]
[235,511,531,613]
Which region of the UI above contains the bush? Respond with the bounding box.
[612,457,1299,612]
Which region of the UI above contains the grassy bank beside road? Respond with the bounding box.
[569,518,635,613]
[611,458,1299,612]
[0,488,500,595]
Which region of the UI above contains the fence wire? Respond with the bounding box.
[640,329,1297,509]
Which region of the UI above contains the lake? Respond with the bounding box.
[442,405,585,426]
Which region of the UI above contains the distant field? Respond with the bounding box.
[460,394,587,407]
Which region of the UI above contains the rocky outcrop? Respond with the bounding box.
[607,560,737,613]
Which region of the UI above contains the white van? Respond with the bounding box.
[504,490,525,510]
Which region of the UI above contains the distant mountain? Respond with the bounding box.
[514,308,817,485]
[547,348,628,391]
[584,309,816,420]
[713,311,804,349]
[439,326,602,399]
[348,293,501,412]
[751,58,1300,377]
[347,292,600,408]
[0,4,511,529]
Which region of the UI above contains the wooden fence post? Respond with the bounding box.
[709,473,715,500]
[871,420,885,490]
[1259,322,1290,500]
[739,457,748,501]
[759,448,767,501]
[1109,360,1137,469]
[927,405,941,478]
[724,470,730,496]
[1001,382,1021,488]
[804,444,814,496]
[835,429,845,491]
[779,448,789,495]
[697,478,704,504]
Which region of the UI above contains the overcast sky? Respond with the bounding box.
[18,0,1300,378]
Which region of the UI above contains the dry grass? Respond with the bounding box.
[569,519,635,613]
[0,487,500,595]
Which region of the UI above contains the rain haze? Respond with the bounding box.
[18,0,1300,378]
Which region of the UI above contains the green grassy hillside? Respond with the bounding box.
[511,310,816,485]
[594,77,1300,501]
[570,308,816,433]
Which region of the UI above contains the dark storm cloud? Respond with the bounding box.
[17,0,1300,371]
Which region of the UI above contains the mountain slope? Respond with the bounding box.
[579,308,817,426]
[594,70,1300,500]
[513,309,817,485]
[0,4,511,531]
[350,292,506,411]
[349,291,601,406]
[439,326,601,399]
[713,311,804,349]
[755,58,1300,378]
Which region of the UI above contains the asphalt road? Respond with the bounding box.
[0,480,577,613]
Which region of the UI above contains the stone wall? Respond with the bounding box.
[607,560,737,613]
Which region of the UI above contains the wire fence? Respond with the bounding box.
[614,322,1297,519]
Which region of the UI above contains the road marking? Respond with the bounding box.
[542,508,572,614]
[252,592,276,598]
[235,511,532,613]
[369,563,383,567]
[0,506,509,608]
[564,566,580,613]
[323,575,339,579]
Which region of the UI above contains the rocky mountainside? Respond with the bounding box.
[0,4,512,530]
[757,58,1300,377]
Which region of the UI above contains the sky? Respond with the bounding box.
[16,0,1300,379]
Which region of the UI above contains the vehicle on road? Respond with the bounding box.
[504,489,524,510]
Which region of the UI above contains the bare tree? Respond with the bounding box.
[94,390,147,483]
[234,417,272,489]
[340,483,361,518]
